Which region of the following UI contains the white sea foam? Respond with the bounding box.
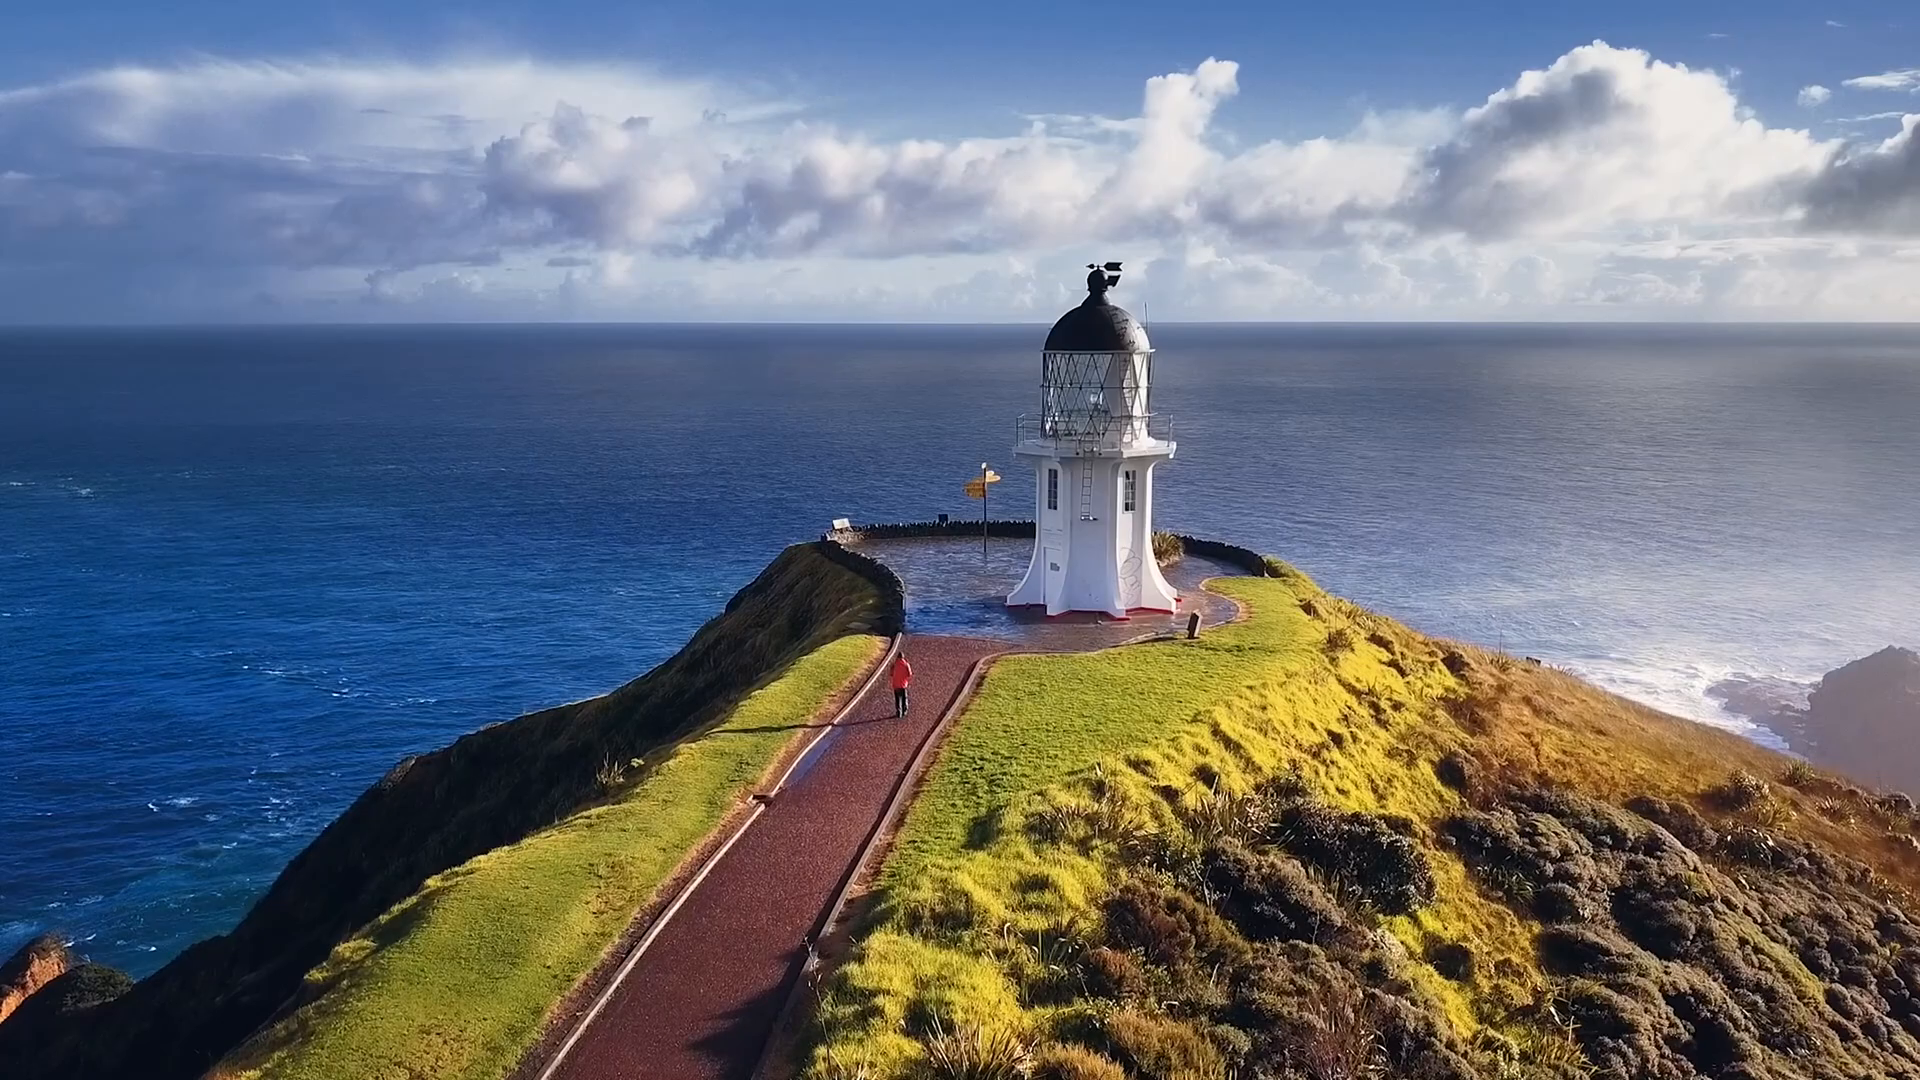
[1557,650,1823,753]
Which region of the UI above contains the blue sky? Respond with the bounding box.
[1,1,1917,321]
[6,1,1909,133]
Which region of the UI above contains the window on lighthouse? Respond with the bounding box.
[1123,469,1137,512]
[1047,468,1059,511]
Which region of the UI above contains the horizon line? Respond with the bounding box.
[7,318,1920,331]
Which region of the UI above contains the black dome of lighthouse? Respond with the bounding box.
[1043,262,1150,353]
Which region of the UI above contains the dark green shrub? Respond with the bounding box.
[1433,753,1477,794]
[1364,988,1483,1080]
[1262,762,1312,802]
[1622,795,1716,852]
[1275,802,1435,915]
[1079,947,1149,1001]
[1717,826,1790,870]
[1610,884,1700,959]
[1426,941,1475,982]
[1202,842,1346,944]
[1100,881,1247,1007]
[4,963,130,1023]
[1537,925,1652,979]
[1532,882,1593,923]
[1207,1022,1253,1065]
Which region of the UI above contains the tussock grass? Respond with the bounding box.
[213,635,884,1080]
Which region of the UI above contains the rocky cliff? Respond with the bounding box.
[1761,647,1920,794]
[0,936,76,1026]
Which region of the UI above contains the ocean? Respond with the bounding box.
[3,322,1917,975]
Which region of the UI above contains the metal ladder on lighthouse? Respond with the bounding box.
[1078,463,1096,521]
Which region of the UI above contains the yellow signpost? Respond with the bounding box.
[966,463,1001,557]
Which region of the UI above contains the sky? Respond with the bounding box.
[1,1,1918,322]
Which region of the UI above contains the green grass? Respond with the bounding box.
[801,566,1663,1077]
[881,570,1324,885]
[813,568,1509,1075]
[804,557,1920,1079]
[215,634,885,1080]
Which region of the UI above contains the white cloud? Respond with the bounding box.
[1802,115,1920,232]
[1,47,1919,321]
[1843,69,1920,92]
[1397,44,1832,239]
[481,104,722,248]
[1799,85,1833,107]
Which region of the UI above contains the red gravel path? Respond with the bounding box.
[542,634,1003,1080]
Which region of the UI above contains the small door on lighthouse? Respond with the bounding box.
[1043,546,1064,610]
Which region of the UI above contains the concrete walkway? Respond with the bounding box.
[538,634,1003,1080]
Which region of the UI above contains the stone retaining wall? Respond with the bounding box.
[825,520,1036,543]
[1166,533,1283,578]
[823,521,1282,581]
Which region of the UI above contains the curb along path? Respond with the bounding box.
[541,634,1004,1080]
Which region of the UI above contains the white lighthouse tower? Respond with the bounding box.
[1007,262,1180,618]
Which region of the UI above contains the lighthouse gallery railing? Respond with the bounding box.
[1015,412,1173,447]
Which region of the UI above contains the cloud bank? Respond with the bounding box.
[1,44,1917,321]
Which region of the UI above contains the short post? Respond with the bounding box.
[1186,612,1202,639]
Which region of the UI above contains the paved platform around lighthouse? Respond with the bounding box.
[864,535,1247,652]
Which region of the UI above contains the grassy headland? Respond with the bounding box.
[0,540,901,1080]
[214,633,883,1080]
[803,563,1920,1080]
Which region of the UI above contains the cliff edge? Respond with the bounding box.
[0,540,901,1080]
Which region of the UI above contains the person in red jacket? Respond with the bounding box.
[890,652,913,718]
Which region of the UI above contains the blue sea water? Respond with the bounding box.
[2,322,1917,976]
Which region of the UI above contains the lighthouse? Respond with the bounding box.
[1006,263,1180,618]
